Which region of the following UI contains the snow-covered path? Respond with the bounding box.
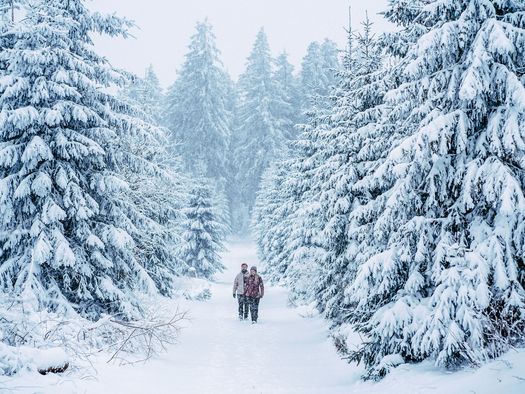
[128,238,353,393]
[79,238,354,393]
[6,239,525,393]
[14,239,353,394]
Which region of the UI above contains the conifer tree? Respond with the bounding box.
[179,182,225,279]
[300,42,323,100]
[252,151,301,283]
[253,106,334,300]
[122,65,164,125]
[116,110,188,296]
[320,39,339,89]
[273,52,301,138]
[348,0,525,378]
[164,20,232,191]
[299,39,339,112]
[256,35,344,301]
[231,29,288,232]
[267,19,385,306]
[0,0,169,319]
[120,65,187,292]
[311,15,387,321]
[120,66,188,296]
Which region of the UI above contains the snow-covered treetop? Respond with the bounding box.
[164,19,232,183]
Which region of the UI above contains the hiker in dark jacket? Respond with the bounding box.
[245,266,264,324]
[233,263,249,320]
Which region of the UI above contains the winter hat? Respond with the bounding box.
[241,263,248,267]
[250,266,257,272]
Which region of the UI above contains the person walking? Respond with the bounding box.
[233,263,249,320]
[245,266,264,324]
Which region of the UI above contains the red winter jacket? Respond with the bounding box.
[245,274,264,298]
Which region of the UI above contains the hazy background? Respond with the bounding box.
[90,0,392,87]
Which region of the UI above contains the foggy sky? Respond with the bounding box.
[89,0,392,87]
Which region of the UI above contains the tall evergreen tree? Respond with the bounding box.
[164,20,232,191]
[120,65,187,294]
[116,108,188,296]
[348,0,525,378]
[0,0,170,319]
[121,65,164,125]
[320,38,340,88]
[311,15,387,322]
[231,29,288,232]
[300,42,323,100]
[256,18,386,306]
[253,150,301,283]
[299,39,340,113]
[273,52,301,139]
[253,105,334,300]
[257,37,343,301]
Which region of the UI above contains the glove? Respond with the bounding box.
[233,293,236,299]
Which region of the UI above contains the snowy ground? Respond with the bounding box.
[2,239,525,393]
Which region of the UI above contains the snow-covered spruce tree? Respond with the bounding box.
[278,128,337,302]
[256,39,345,293]
[273,52,301,139]
[164,20,233,191]
[299,39,340,113]
[119,64,190,294]
[114,107,189,295]
[343,0,430,328]
[231,28,290,232]
[0,0,167,319]
[253,101,336,301]
[252,161,285,273]
[347,0,525,379]
[312,13,358,285]
[299,42,323,102]
[179,182,225,279]
[121,65,164,125]
[252,149,303,284]
[120,65,188,286]
[320,39,340,87]
[127,170,188,295]
[279,20,359,313]
[265,18,386,307]
[310,15,388,323]
[253,38,342,301]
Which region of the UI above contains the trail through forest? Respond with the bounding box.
[79,239,354,393]
[6,240,525,393]
[7,240,352,393]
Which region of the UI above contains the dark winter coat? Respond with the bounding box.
[245,274,264,298]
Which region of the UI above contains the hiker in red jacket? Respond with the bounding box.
[245,266,264,324]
